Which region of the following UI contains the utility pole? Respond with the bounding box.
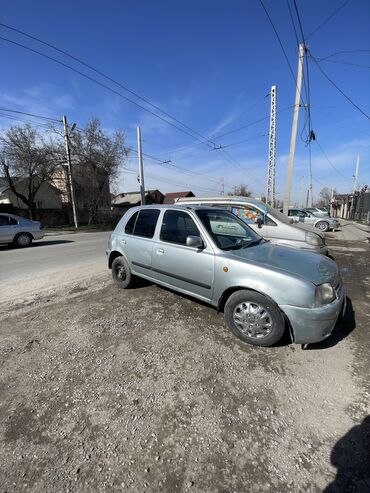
[283,43,305,215]
[62,115,78,229]
[137,126,145,205]
[220,176,225,195]
[353,156,360,194]
[266,85,277,207]
[330,187,334,216]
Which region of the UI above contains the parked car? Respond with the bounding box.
[175,196,329,255]
[0,213,44,247]
[304,207,331,216]
[107,205,345,347]
[284,208,340,232]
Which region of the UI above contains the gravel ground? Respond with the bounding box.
[0,234,369,492]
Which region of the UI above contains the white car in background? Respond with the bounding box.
[0,213,44,247]
[176,196,329,256]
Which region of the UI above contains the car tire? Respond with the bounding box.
[14,233,33,248]
[316,221,329,232]
[111,256,135,289]
[224,290,285,347]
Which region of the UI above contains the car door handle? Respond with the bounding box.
[120,239,126,245]
[156,248,164,254]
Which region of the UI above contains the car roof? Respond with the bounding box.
[127,204,222,212]
[176,196,268,211]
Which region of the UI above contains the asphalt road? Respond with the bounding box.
[0,231,111,303]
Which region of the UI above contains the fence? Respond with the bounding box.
[1,204,124,227]
[332,190,370,223]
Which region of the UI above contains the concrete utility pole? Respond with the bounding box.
[137,126,145,205]
[353,156,360,193]
[62,115,78,229]
[283,43,305,215]
[220,176,225,195]
[266,85,277,207]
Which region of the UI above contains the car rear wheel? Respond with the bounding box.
[224,290,285,346]
[111,256,135,289]
[14,232,32,248]
[316,221,329,232]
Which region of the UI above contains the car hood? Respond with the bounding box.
[229,242,337,286]
[291,221,325,238]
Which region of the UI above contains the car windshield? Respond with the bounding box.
[264,204,294,225]
[196,209,264,250]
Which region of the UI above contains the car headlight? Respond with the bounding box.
[315,283,336,306]
[305,231,323,246]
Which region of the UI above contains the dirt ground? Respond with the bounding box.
[0,235,369,492]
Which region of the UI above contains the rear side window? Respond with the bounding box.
[125,209,160,238]
[0,215,17,226]
[125,211,138,234]
[0,215,9,226]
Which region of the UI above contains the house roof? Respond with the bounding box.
[111,189,164,206]
[163,191,194,204]
[0,177,23,194]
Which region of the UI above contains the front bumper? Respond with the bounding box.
[280,286,346,344]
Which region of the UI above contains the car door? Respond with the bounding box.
[226,204,271,238]
[152,209,214,302]
[119,208,161,279]
[0,214,16,242]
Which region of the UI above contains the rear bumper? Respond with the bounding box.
[280,287,346,344]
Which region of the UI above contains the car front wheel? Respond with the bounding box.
[316,221,329,232]
[14,233,32,248]
[111,256,136,289]
[224,290,285,346]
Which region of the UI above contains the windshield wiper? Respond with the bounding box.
[242,238,264,248]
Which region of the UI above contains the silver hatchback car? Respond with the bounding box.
[107,205,345,347]
[0,213,44,247]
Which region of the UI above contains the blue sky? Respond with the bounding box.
[0,0,369,203]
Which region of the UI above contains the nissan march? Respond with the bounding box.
[107,206,345,347]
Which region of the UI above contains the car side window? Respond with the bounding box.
[160,210,200,245]
[133,209,160,238]
[227,206,263,225]
[9,217,17,225]
[0,215,10,226]
[264,215,277,226]
[125,211,139,234]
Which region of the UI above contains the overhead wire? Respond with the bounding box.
[306,0,351,40]
[0,22,222,149]
[309,54,370,120]
[314,139,352,180]
[0,35,220,149]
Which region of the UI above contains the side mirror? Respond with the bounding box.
[256,216,264,229]
[186,235,204,249]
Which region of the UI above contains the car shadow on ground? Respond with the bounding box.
[324,415,370,492]
[0,240,75,250]
[305,297,356,350]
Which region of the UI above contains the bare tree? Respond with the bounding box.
[317,187,335,207]
[70,118,128,224]
[228,183,251,197]
[0,124,61,219]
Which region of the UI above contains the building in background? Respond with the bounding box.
[163,191,195,204]
[111,189,164,210]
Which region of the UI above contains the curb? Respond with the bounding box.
[354,223,370,234]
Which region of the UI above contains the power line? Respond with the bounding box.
[216,105,293,139]
[218,148,265,187]
[310,54,370,120]
[317,49,370,61]
[306,0,351,40]
[0,22,222,149]
[0,106,61,122]
[0,35,221,149]
[259,0,297,85]
[315,139,351,180]
[320,59,370,69]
